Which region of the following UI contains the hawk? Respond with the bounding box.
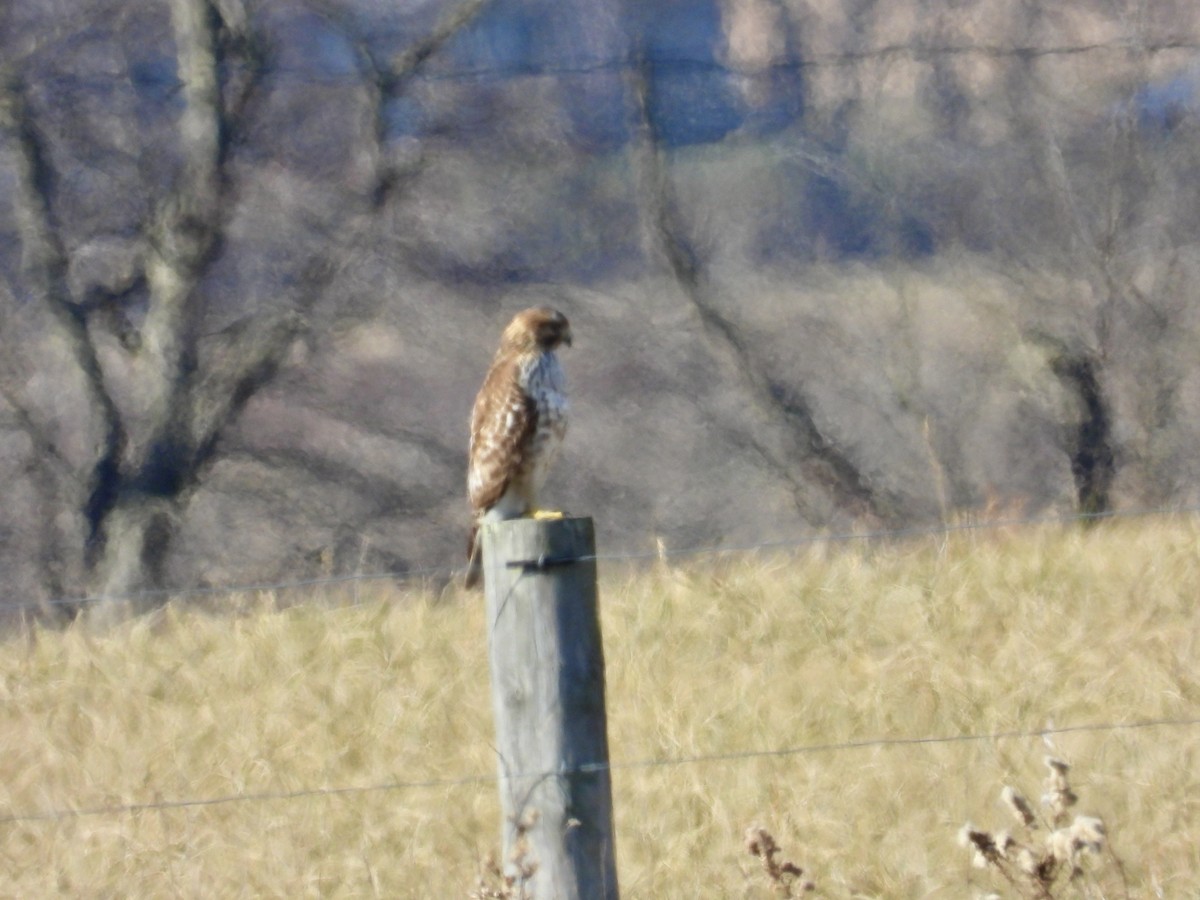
[465,307,573,588]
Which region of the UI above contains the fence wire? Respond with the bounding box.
[1,506,1197,827]
[6,18,1200,848]
[23,36,1200,90]
[1,716,1197,826]
[12,501,1200,615]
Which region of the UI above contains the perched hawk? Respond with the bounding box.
[465,307,572,588]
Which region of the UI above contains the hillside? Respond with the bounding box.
[3,0,1200,614]
[0,518,1197,896]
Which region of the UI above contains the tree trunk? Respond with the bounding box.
[1051,353,1115,517]
[87,498,178,623]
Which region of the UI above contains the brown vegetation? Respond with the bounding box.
[0,520,1196,896]
[960,757,1129,898]
[746,826,815,896]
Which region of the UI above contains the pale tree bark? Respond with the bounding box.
[309,0,494,207]
[0,70,128,618]
[1,0,504,620]
[87,0,310,615]
[0,380,77,620]
[1,0,304,619]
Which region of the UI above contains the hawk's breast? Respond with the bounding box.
[521,352,568,491]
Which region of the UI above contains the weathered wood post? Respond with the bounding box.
[482,516,619,900]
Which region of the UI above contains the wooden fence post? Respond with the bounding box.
[482,516,619,900]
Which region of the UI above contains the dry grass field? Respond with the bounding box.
[0,518,1198,897]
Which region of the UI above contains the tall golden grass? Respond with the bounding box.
[1,519,1198,897]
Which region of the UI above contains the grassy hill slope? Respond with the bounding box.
[1,518,1197,897]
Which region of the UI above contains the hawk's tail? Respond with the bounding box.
[464,523,483,590]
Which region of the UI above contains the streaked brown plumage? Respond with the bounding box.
[465,307,572,588]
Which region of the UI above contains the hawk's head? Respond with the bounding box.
[501,307,573,353]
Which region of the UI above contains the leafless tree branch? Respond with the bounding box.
[627,51,897,524]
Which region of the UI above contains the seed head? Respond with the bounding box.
[1001,786,1037,828]
[1069,815,1106,854]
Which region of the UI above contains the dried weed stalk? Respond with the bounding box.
[471,810,539,900]
[958,756,1129,899]
[745,825,815,896]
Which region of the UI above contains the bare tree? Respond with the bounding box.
[626,48,903,528]
[0,0,301,616]
[998,0,1200,513]
[3,0,1199,623]
[0,0,496,619]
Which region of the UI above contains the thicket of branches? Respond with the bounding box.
[2,0,1199,620]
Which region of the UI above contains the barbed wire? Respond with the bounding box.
[13,562,456,614]
[575,502,1200,566]
[400,37,1200,83]
[12,501,1200,615]
[21,36,1200,92]
[2,506,1197,828]
[1,715,1196,825]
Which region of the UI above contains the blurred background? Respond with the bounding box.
[3,0,1200,617]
